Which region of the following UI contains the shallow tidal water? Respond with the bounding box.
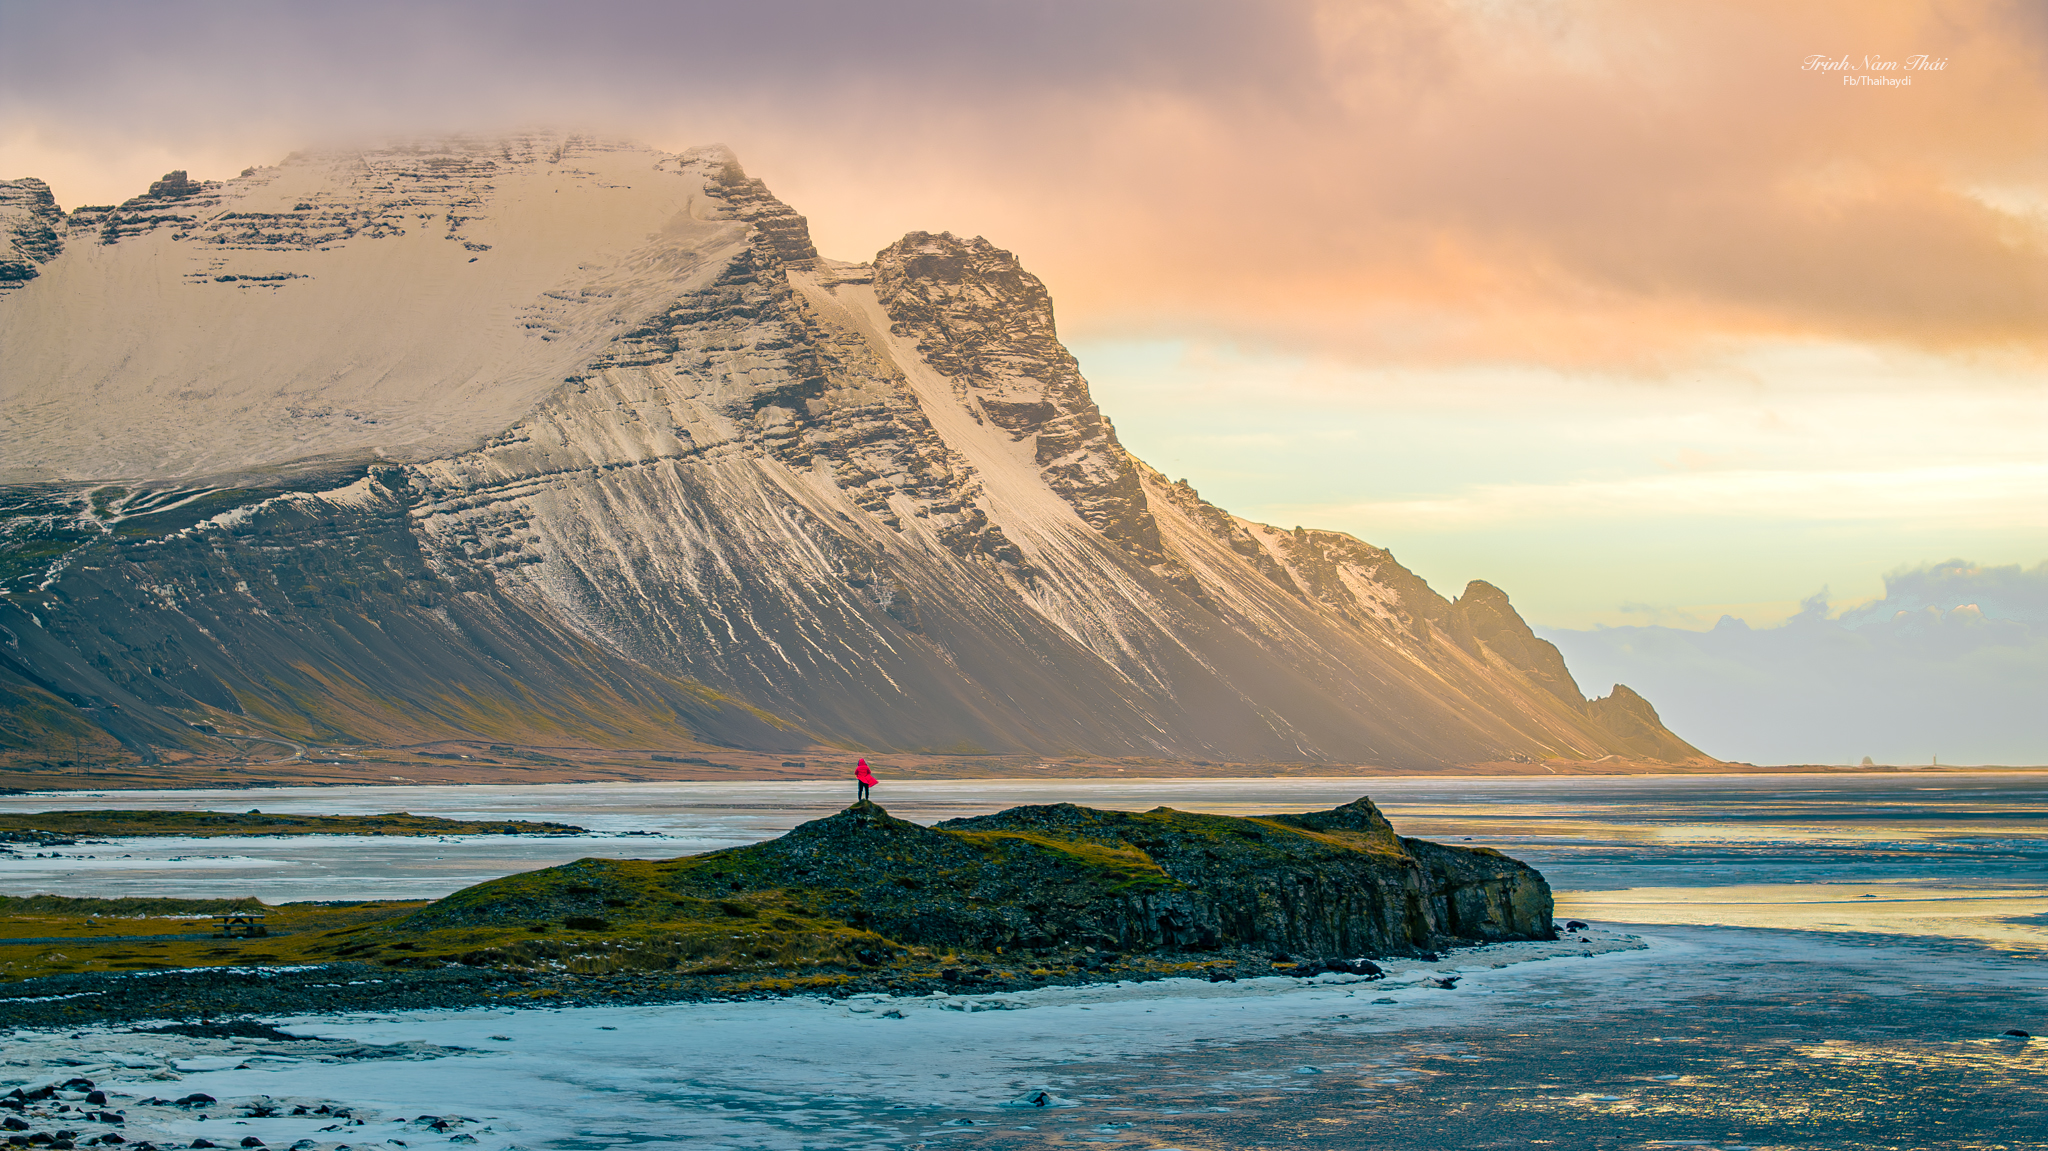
[4,772,2046,1148]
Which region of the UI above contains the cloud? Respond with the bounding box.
[3,0,2043,367]
[1841,558,2048,625]
[1281,462,2048,531]
[1540,559,2048,764]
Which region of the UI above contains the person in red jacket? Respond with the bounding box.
[855,758,878,802]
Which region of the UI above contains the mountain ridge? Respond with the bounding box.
[0,134,1710,774]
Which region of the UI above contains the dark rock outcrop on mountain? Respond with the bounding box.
[390,797,1551,965]
[144,169,205,201]
[700,153,820,266]
[0,178,64,289]
[0,135,1710,770]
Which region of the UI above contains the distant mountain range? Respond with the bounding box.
[0,134,1708,772]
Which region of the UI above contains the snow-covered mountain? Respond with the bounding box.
[0,135,1707,769]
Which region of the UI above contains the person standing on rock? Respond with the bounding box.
[856,758,878,803]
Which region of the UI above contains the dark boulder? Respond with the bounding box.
[1289,957,1384,978]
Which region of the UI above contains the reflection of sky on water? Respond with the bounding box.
[1558,884,2048,949]
[3,773,2043,945]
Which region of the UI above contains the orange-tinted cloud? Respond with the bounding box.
[4,0,2043,367]
[835,0,2048,366]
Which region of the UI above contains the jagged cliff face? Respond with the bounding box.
[0,135,1706,768]
[930,798,1552,955]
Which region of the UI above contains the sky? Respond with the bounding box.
[1541,559,2048,765]
[3,0,2044,759]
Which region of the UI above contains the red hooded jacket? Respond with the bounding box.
[856,759,878,787]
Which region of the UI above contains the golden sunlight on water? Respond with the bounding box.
[1558,883,2048,949]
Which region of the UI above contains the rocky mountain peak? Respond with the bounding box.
[1448,580,1585,705]
[143,169,204,201]
[1444,580,1697,759]
[1584,684,1698,759]
[872,230,1164,560]
[687,145,819,267]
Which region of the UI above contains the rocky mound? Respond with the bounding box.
[322,796,1550,979]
